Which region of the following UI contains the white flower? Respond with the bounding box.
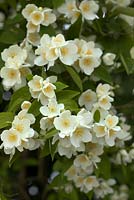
[78,89,97,110]
[1,44,27,63]
[79,0,99,20]
[96,83,112,98]
[34,34,56,67]
[26,21,40,33]
[28,75,43,93]
[42,80,56,98]
[74,154,90,169]
[98,95,113,110]
[74,39,87,57]
[130,46,134,59]
[79,55,101,75]
[83,176,99,192]
[54,110,78,138]
[51,34,66,48]
[83,41,103,58]
[94,179,115,199]
[58,0,77,16]
[58,0,80,24]
[64,165,78,181]
[42,8,56,26]
[70,126,92,147]
[93,123,107,138]
[0,67,21,90]
[21,101,31,111]
[12,118,34,141]
[77,108,93,128]
[22,4,38,20]
[40,99,64,118]
[1,128,21,148]
[30,10,44,25]
[93,115,121,146]
[103,53,116,66]
[40,117,54,132]
[85,142,104,156]
[57,136,85,158]
[105,115,119,129]
[17,110,35,125]
[58,42,78,65]
[27,32,40,46]
[74,176,85,189]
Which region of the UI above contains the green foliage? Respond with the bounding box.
[93,110,100,122]
[8,86,31,113]
[93,66,113,84]
[66,66,83,91]
[0,0,134,199]
[52,0,65,8]
[29,100,41,117]
[54,81,68,92]
[66,16,82,40]
[0,112,14,129]
[57,90,80,101]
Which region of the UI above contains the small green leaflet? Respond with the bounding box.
[54,81,68,92]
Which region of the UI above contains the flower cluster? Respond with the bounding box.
[0,101,42,160]
[28,75,57,105]
[34,34,78,68]
[22,4,56,45]
[0,42,34,90]
[58,0,99,24]
[112,146,134,165]
[0,1,133,199]
[110,185,129,200]
[64,142,104,193]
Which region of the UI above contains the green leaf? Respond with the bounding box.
[26,73,33,81]
[120,53,134,74]
[40,140,50,158]
[54,81,68,92]
[66,66,83,91]
[93,66,113,84]
[0,28,25,44]
[40,25,56,37]
[5,13,24,26]
[59,99,79,112]
[40,139,58,159]
[86,191,93,200]
[7,0,17,9]
[57,90,80,101]
[97,155,111,179]
[66,15,82,40]
[8,86,31,113]
[9,151,20,167]
[93,110,100,122]
[28,100,41,117]
[44,128,58,140]
[0,193,7,200]
[0,112,14,129]
[52,0,65,8]
[113,6,134,17]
